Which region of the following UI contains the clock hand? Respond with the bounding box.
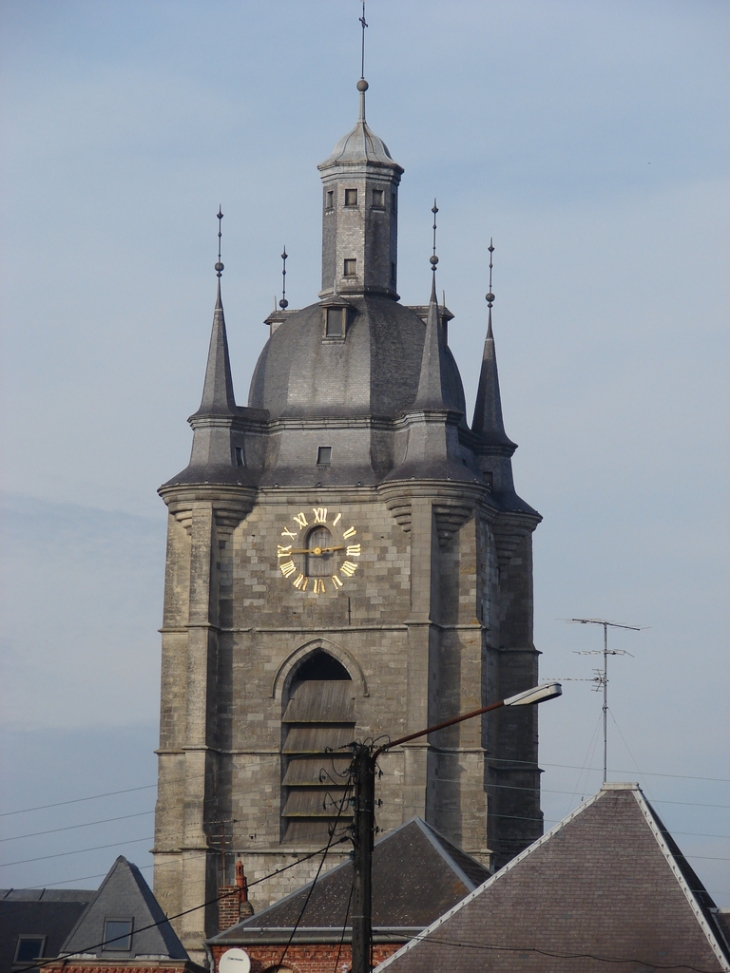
[279,545,346,556]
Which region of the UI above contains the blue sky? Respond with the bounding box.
[1,1,728,905]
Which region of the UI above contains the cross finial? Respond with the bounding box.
[279,247,289,310]
[359,0,368,80]
[215,207,224,278]
[430,199,439,276]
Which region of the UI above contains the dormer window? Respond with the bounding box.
[344,189,358,207]
[325,307,346,337]
[343,258,356,277]
[372,189,384,208]
[103,919,133,951]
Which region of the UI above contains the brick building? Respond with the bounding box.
[153,73,543,960]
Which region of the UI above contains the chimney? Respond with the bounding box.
[217,859,253,932]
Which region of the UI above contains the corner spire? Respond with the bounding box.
[194,209,236,417]
[472,241,515,447]
[414,209,453,411]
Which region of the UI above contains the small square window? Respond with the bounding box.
[325,307,345,337]
[344,189,358,207]
[343,259,356,277]
[317,446,332,466]
[234,446,244,467]
[326,190,334,210]
[372,189,384,207]
[103,919,133,951]
[15,938,45,963]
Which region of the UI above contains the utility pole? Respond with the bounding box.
[347,682,561,973]
[568,618,643,782]
[350,743,376,973]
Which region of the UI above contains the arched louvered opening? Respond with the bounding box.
[281,651,355,843]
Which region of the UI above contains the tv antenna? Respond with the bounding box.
[566,618,645,783]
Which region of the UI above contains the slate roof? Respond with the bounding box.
[376,783,730,972]
[0,889,94,973]
[209,817,490,946]
[61,856,188,961]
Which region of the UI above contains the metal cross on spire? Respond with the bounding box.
[215,207,224,278]
[359,0,368,80]
[279,247,288,310]
[430,199,439,276]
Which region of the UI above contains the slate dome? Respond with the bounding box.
[248,296,466,419]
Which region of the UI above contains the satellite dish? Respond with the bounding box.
[219,948,251,973]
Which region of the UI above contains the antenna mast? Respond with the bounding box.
[567,618,644,783]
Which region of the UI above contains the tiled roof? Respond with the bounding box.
[376,783,730,972]
[210,817,490,945]
[61,857,188,961]
[0,890,94,973]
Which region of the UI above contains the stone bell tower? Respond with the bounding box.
[153,78,543,960]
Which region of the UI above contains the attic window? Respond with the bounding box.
[343,258,356,277]
[103,919,133,951]
[234,446,245,467]
[326,190,334,210]
[372,189,384,208]
[317,446,332,466]
[344,188,358,207]
[325,306,346,337]
[15,938,45,963]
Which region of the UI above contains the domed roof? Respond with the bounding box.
[318,81,402,173]
[248,297,466,420]
[321,118,398,169]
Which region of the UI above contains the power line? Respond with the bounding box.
[379,930,723,973]
[12,840,348,973]
[1,810,154,842]
[2,761,727,819]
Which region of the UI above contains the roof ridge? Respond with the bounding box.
[412,819,483,892]
[630,787,730,968]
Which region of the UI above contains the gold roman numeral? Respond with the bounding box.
[346,544,361,557]
[340,561,357,577]
[293,574,308,590]
[343,526,357,539]
[331,575,344,589]
[313,579,326,594]
[332,512,342,527]
[293,512,308,529]
[280,560,296,578]
[312,507,327,524]
[281,528,298,539]
[277,545,293,558]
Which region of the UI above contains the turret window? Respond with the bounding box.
[344,188,358,207]
[326,190,334,210]
[343,258,356,277]
[317,446,332,466]
[234,446,244,467]
[372,189,384,208]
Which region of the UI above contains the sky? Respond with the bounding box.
[1,0,728,906]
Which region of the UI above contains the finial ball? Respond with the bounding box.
[279,298,289,310]
[215,262,224,273]
[430,255,439,267]
[357,78,369,92]
[486,292,495,303]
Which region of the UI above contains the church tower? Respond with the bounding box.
[153,79,543,958]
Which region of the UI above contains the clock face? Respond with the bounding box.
[276,507,361,593]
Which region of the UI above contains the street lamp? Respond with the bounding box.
[348,682,562,973]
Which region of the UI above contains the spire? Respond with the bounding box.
[472,241,515,447]
[194,208,237,417]
[414,202,451,410]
